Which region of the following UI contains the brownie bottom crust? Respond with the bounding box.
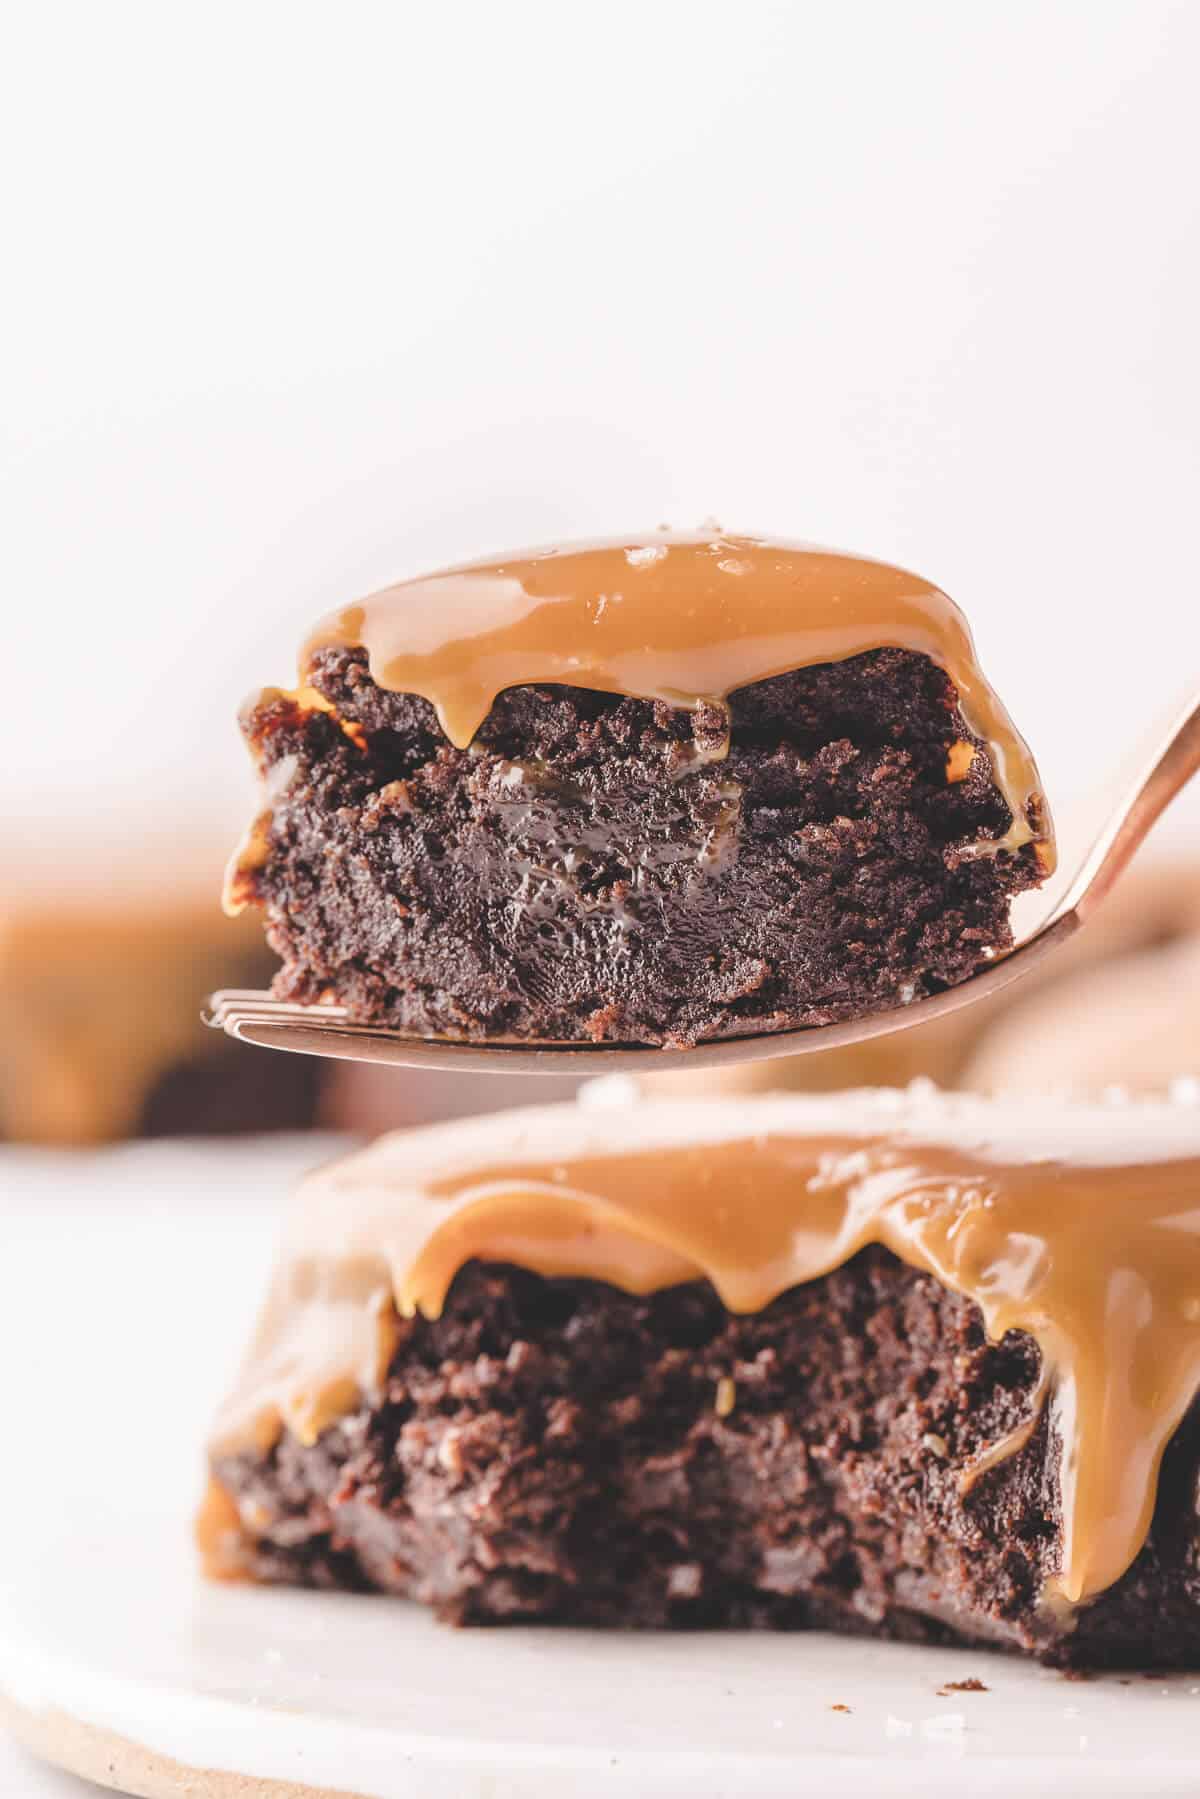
[211,1254,1200,1669]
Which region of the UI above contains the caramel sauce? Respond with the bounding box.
[297,533,1052,864]
[208,1091,1200,1607]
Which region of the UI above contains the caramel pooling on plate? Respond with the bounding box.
[296,534,1052,864]
[209,1093,1200,1608]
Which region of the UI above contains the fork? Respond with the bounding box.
[206,686,1200,1077]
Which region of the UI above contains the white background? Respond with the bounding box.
[4,0,1199,871]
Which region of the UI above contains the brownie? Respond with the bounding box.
[639,855,1200,1104]
[208,1254,1200,1669]
[200,1089,1200,1668]
[232,646,1046,1047]
[0,895,322,1146]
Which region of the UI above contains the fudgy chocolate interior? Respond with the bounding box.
[213,1253,1200,1668]
[242,646,1044,1046]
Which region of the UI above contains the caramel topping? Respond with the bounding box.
[0,890,272,1145]
[194,1477,249,1581]
[211,1090,1200,1607]
[298,534,1052,864]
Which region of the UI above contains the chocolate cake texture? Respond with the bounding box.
[201,1090,1200,1668]
[640,855,1200,1104]
[226,536,1052,1047]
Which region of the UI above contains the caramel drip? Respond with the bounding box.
[298,534,1052,864]
[210,1093,1200,1607]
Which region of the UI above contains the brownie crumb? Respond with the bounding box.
[938,1678,989,1694]
[211,1252,1200,1669]
[237,647,1045,1046]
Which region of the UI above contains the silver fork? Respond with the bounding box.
[206,687,1200,1076]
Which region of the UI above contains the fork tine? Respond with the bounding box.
[205,991,349,1025]
[202,912,1081,1076]
[223,1013,631,1071]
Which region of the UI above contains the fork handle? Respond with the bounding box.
[1059,685,1200,926]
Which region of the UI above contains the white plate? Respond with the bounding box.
[5,1141,1200,1797]
[6,1496,1200,1799]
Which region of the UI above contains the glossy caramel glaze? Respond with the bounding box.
[297,534,1052,864]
